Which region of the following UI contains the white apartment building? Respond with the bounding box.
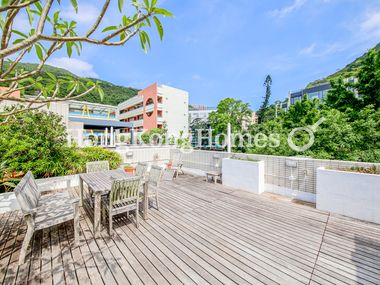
[0,83,189,145]
[189,106,216,123]
[118,83,189,137]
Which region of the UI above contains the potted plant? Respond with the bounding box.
[124,164,135,174]
[166,160,173,169]
[316,165,380,224]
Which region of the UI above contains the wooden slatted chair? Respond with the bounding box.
[85,160,110,206]
[86,160,110,173]
[171,153,184,178]
[14,171,80,264]
[135,162,148,178]
[206,157,222,184]
[102,176,142,235]
[143,165,165,210]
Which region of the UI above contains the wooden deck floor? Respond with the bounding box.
[0,174,379,285]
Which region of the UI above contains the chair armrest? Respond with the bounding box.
[70,198,80,205]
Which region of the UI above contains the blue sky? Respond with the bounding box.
[16,0,380,110]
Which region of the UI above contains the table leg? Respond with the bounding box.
[143,182,149,220]
[80,177,84,207]
[94,192,101,237]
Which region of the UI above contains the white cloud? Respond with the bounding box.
[300,43,316,55]
[299,43,345,57]
[48,57,98,78]
[61,3,99,24]
[270,0,307,18]
[192,74,201,80]
[359,11,380,40]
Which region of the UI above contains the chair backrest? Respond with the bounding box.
[86,161,109,173]
[14,171,39,214]
[172,152,183,166]
[109,176,141,205]
[148,165,165,187]
[135,162,148,177]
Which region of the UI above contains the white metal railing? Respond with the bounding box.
[119,106,143,120]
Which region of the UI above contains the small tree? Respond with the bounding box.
[0,0,172,120]
[258,74,272,123]
[208,98,251,134]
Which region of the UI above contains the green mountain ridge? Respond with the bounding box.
[15,63,140,106]
[307,43,380,87]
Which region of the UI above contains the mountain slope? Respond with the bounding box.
[13,63,139,106]
[307,43,380,87]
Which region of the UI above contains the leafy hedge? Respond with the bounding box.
[0,110,122,191]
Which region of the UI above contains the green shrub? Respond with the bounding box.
[69,147,122,174]
[0,111,122,189]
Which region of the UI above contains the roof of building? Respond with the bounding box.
[69,117,133,128]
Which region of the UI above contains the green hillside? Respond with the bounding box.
[12,63,139,106]
[307,43,380,87]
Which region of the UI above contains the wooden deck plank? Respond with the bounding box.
[0,174,379,285]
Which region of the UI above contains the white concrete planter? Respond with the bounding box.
[316,167,380,224]
[222,158,265,194]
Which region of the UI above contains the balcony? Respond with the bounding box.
[145,104,155,114]
[118,95,143,109]
[118,106,144,120]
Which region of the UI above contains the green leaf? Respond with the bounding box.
[98,86,105,101]
[142,31,150,49]
[12,30,27,38]
[118,0,124,12]
[12,38,24,45]
[70,0,78,13]
[153,16,163,41]
[143,0,149,9]
[26,6,34,25]
[35,44,43,61]
[139,32,146,52]
[66,42,72,57]
[46,72,56,81]
[1,0,10,6]
[151,0,158,8]
[154,8,174,17]
[53,11,60,23]
[34,2,43,12]
[122,15,130,26]
[102,25,118,32]
[145,17,151,27]
[73,43,81,56]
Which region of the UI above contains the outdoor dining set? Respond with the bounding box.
[13,159,181,265]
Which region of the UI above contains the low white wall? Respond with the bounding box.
[116,146,172,164]
[222,158,265,194]
[316,167,380,224]
[265,184,316,203]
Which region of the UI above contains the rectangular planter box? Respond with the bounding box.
[316,167,380,224]
[222,158,264,194]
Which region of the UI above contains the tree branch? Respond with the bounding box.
[0,0,38,13]
[86,0,110,37]
[0,11,149,59]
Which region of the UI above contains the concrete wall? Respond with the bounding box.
[222,158,265,194]
[159,85,189,137]
[115,146,172,164]
[317,167,380,224]
[171,149,380,202]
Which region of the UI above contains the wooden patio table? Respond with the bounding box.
[79,169,149,237]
